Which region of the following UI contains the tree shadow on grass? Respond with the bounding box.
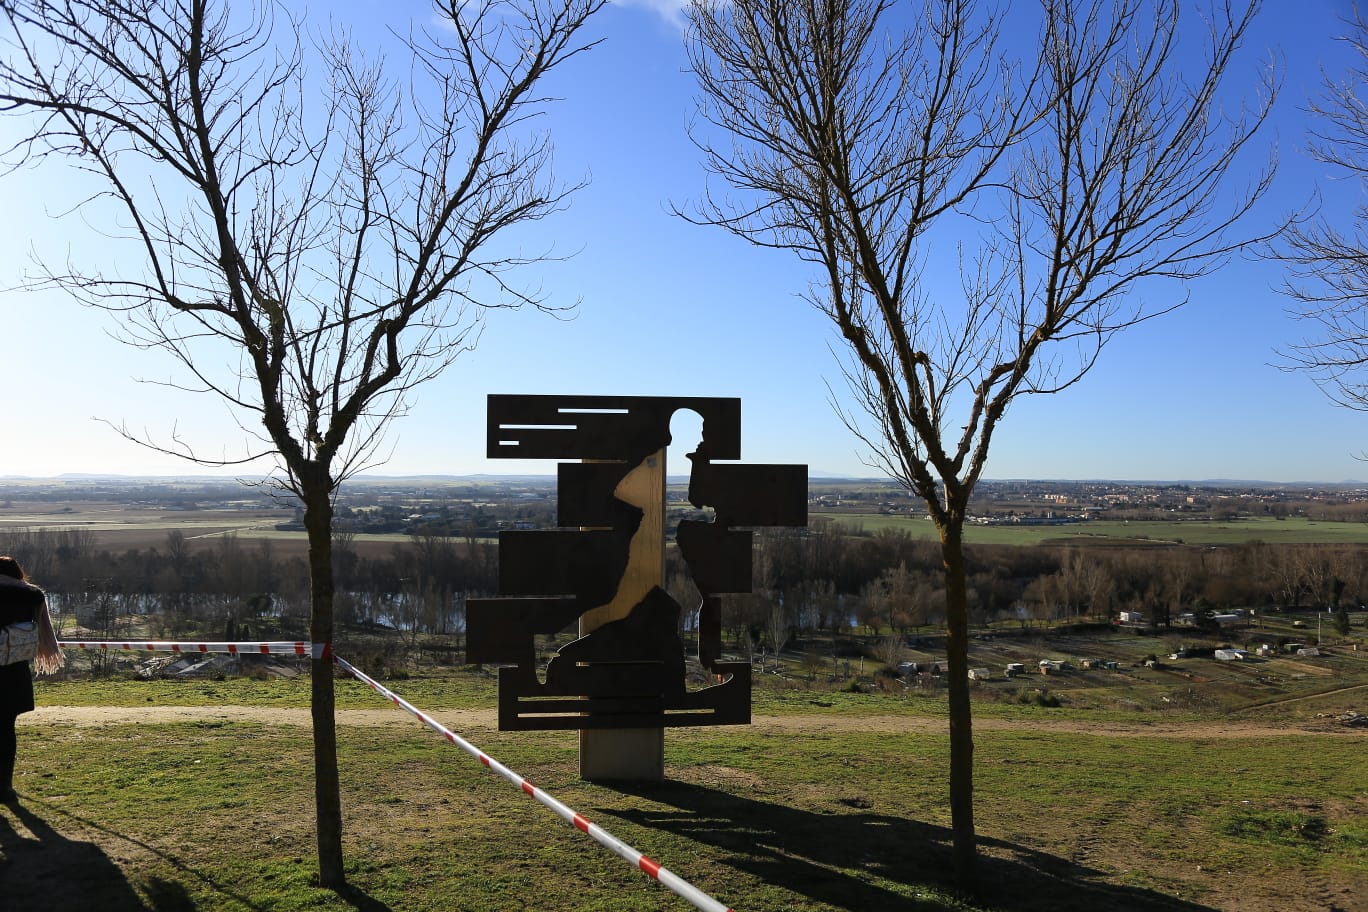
[0,795,393,912]
[604,779,1216,912]
[0,795,153,911]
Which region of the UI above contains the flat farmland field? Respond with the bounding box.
[0,499,461,559]
[1,501,278,536]
[1,500,321,557]
[814,512,1368,546]
[11,501,1368,557]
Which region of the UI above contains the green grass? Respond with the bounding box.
[816,512,1368,545]
[33,666,500,709]
[8,668,1366,911]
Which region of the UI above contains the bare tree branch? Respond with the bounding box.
[0,0,604,888]
[685,0,1279,886]
[1275,8,1368,427]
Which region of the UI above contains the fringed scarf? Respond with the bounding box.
[32,595,64,675]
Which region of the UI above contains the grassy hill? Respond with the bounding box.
[10,624,1365,912]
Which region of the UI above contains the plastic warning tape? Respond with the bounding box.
[58,640,312,655]
[333,655,735,912]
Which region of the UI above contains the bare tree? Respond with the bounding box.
[880,561,925,633]
[1075,553,1114,621]
[1278,9,1368,417]
[1265,544,1308,609]
[684,0,1276,884]
[1160,550,1199,629]
[874,632,904,669]
[0,0,603,888]
[1058,549,1111,620]
[765,596,794,657]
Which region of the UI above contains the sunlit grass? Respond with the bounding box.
[9,668,1366,911]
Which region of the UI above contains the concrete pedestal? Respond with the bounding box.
[579,727,665,781]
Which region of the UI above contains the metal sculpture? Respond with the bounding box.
[467,394,807,732]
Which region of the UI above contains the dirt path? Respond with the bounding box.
[1237,681,1368,710]
[20,704,1366,739]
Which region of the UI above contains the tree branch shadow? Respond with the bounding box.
[1,796,155,911]
[0,795,393,912]
[603,779,1217,912]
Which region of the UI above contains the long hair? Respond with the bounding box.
[0,555,65,674]
[0,556,24,582]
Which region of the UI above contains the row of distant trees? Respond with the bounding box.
[734,523,1368,648]
[5,522,1363,653]
[0,526,494,641]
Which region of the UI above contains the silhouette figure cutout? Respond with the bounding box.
[467,395,806,730]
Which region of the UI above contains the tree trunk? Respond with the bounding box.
[302,476,345,889]
[940,523,977,888]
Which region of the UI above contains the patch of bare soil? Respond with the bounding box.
[21,705,1368,739]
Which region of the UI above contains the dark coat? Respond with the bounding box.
[0,576,45,717]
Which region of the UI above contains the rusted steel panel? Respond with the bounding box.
[467,393,805,732]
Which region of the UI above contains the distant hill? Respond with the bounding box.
[1,473,1364,488]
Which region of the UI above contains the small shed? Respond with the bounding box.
[1214,648,1248,661]
[968,667,992,681]
[1005,662,1026,677]
[165,654,238,677]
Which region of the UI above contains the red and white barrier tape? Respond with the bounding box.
[58,639,313,656]
[50,639,733,911]
[333,655,735,912]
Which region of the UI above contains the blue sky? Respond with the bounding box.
[3,0,1368,483]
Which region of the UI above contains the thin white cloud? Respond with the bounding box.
[611,0,690,31]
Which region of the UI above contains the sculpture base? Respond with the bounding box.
[579,728,664,781]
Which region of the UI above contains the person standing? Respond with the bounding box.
[0,556,64,802]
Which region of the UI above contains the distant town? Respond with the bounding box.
[3,474,1368,539]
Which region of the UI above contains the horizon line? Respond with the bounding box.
[2,472,1366,488]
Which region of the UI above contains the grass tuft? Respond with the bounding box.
[1215,807,1330,845]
